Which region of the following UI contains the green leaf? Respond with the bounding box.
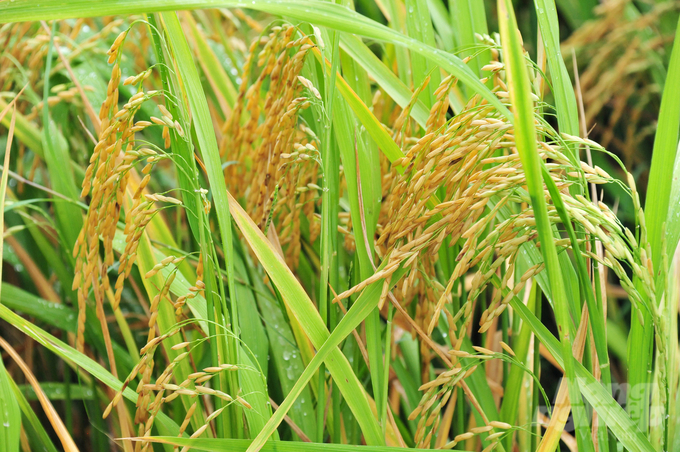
[627,14,680,440]
[0,358,21,452]
[339,34,429,128]
[453,0,490,81]
[160,11,244,436]
[184,13,238,113]
[227,192,384,449]
[0,98,43,157]
[648,16,680,272]
[0,93,21,452]
[404,0,441,109]
[42,22,82,251]
[336,28,385,426]
[553,0,594,29]
[506,283,655,452]
[253,269,316,439]
[497,0,593,449]
[0,0,512,120]
[9,377,59,452]
[137,436,421,452]
[533,0,579,138]
[426,0,455,52]
[15,383,94,401]
[0,283,76,332]
[0,304,183,437]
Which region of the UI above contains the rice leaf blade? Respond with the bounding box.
[404,0,441,109]
[227,191,384,450]
[9,377,59,452]
[533,0,579,137]
[0,357,20,452]
[497,0,593,449]
[0,0,512,120]
[647,16,680,272]
[507,286,655,452]
[339,34,429,128]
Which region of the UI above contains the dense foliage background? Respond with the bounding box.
[0,1,679,451]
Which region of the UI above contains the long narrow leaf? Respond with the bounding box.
[497,0,592,449]
[227,191,384,449]
[0,0,511,120]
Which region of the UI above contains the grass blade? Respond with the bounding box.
[404,0,441,109]
[227,191,384,449]
[533,0,579,138]
[647,15,680,273]
[160,12,244,436]
[0,99,20,452]
[453,0,490,81]
[339,34,429,128]
[0,338,78,452]
[506,285,655,452]
[628,15,680,436]
[138,436,416,452]
[497,0,593,449]
[9,377,60,452]
[41,21,82,251]
[0,0,512,120]
[0,355,20,452]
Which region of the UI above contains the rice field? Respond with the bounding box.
[0,1,679,451]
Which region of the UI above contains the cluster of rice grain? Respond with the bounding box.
[409,364,471,448]
[220,24,321,269]
[156,253,205,320]
[0,23,51,92]
[29,84,92,118]
[71,28,180,352]
[102,328,247,452]
[102,253,230,452]
[329,40,660,440]
[563,0,679,162]
[441,420,512,451]
[408,347,512,450]
[103,327,178,451]
[0,20,124,118]
[63,26,255,450]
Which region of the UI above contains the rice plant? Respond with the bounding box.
[0,1,678,452]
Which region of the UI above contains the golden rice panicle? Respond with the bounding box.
[103,353,148,420]
[275,140,321,269]
[411,374,461,447]
[115,195,156,310]
[220,34,258,152]
[563,1,672,159]
[146,271,176,347]
[426,75,456,134]
[221,25,321,269]
[388,68,619,442]
[392,75,430,150]
[107,29,127,64]
[174,255,205,320]
[30,86,86,118]
[132,330,183,438]
[73,88,123,349]
[138,350,195,451]
[73,27,165,351]
[4,23,79,92]
[220,25,292,187]
[246,55,310,225]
